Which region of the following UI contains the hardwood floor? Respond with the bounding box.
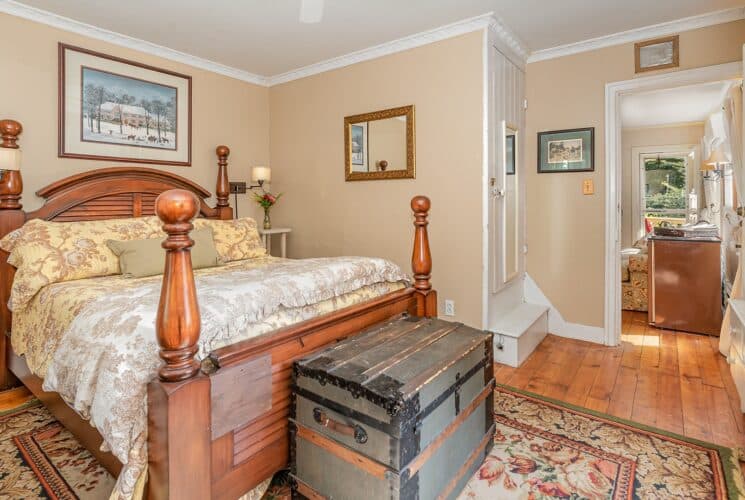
[0,386,32,412]
[495,311,745,451]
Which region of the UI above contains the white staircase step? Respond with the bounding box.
[492,303,549,338]
[490,303,549,368]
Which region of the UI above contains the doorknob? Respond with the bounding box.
[489,178,504,198]
[490,187,505,198]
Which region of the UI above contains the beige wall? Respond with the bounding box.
[0,13,270,221]
[526,20,745,327]
[269,32,484,326]
[621,124,704,248]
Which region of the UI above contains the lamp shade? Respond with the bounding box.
[251,166,271,182]
[705,146,730,168]
[0,148,20,171]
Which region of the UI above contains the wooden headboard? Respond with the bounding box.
[0,122,233,386]
[29,166,223,221]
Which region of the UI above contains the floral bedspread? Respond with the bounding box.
[11,256,407,499]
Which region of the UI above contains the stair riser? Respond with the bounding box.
[493,312,548,367]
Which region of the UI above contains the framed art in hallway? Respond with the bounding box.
[635,35,679,73]
[537,127,594,173]
[58,43,192,166]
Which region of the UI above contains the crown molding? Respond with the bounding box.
[267,12,504,86]
[6,0,737,88]
[487,14,529,71]
[528,6,745,63]
[0,0,269,86]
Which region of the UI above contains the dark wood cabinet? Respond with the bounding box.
[648,237,722,336]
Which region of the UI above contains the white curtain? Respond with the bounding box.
[724,86,743,195]
[720,84,744,354]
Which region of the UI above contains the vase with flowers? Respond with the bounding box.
[253,191,282,230]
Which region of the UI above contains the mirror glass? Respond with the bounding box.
[345,105,415,181]
[503,125,519,283]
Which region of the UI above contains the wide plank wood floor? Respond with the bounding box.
[0,386,32,412]
[495,310,745,451]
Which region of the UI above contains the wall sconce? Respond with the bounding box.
[250,165,271,189]
[228,165,272,218]
[702,146,730,179]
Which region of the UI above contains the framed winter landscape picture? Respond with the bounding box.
[59,43,192,166]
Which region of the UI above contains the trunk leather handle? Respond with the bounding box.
[313,408,368,444]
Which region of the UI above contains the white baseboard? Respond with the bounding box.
[524,274,606,345]
[552,322,605,344]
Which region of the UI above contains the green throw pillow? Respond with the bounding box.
[107,228,221,278]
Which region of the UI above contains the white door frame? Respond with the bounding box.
[604,61,743,346]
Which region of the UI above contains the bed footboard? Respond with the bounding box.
[149,191,437,499]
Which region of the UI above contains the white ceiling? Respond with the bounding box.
[10,0,745,77]
[620,80,736,128]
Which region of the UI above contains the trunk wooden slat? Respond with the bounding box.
[291,316,494,500]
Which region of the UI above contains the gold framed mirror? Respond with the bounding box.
[344,105,415,181]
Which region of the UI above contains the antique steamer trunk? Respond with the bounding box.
[291,315,495,500]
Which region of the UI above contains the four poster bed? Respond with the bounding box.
[0,120,438,499]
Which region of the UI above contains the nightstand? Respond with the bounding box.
[259,228,292,258]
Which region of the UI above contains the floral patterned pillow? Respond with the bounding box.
[0,218,46,254]
[193,217,266,262]
[1,216,163,311]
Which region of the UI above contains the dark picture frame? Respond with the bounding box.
[59,43,192,166]
[537,127,594,173]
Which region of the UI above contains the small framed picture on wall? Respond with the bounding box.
[635,35,679,73]
[537,127,594,173]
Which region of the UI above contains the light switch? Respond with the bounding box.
[583,178,594,195]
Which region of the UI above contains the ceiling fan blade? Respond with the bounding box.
[300,0,324,23]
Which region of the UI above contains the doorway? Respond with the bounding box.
[605,61,743,345]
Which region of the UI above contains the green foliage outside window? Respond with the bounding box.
[644,157,686,210]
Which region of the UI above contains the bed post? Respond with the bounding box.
[0,119,24,389]
[147,189,211,499]
[215,145,233,220]
[411,195,437,317]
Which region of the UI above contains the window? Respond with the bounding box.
[630,145,697,243]
[641,154,688,229]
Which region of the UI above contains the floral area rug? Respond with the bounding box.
[458,385,745,499]
[0,399,292,500]
[3,389,743,499]
[0,400,114,499]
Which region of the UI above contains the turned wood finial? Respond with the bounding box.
[0,119,23,210]
[411,195,432,292]
[0,120,22,149]
[215,145,230,209]
[155,189,202,382]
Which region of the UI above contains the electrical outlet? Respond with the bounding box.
[229,181,247,194]
[444,300,455,316]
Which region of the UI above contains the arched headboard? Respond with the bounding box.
[28,166,221,221]
[0,143,233,362]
